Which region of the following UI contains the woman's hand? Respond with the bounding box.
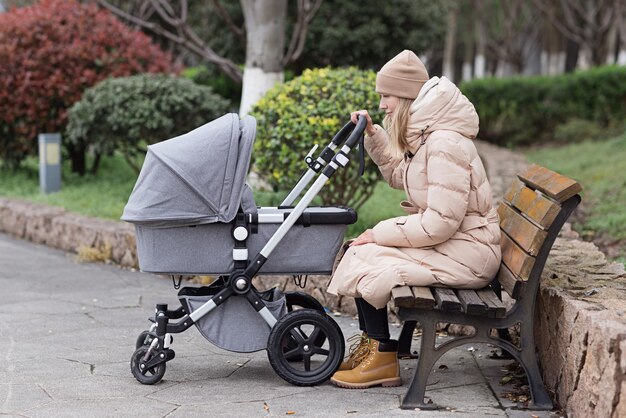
[349,229,375,246]
[350,110,376,137]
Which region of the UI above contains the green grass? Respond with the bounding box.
[347,181,405,238]
[0,154,139,220]
[524,133,626,263]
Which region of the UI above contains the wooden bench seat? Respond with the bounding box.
[392,164,581,410]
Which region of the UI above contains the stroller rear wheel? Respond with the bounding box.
[267,309,344,386]
[130,346,166,385]
[285,291,325,312]
[284,292,327,361]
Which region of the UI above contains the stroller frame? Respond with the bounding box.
[130,116,367,386]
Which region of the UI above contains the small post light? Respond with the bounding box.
[38,133,61,194]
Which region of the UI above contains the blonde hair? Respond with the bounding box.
[382,97,413,157]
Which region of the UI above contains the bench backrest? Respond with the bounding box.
[494,164,581,300]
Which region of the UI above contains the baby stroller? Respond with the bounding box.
[122,113,367,386]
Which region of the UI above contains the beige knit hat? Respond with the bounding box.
[376,50,429,99]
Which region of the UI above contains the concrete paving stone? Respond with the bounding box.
[426,382,501,410]
[23,398,177,418]
[95,351,254,382]
[237,390,402,417]
[0,299,86,315]
[0,356,93,385]
[0,312,103,340]
[0,383,54,416]
[40,374,180,401]
[145,371,314,405]
[505,408,564,418]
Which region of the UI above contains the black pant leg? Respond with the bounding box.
[355,297,366,332]
[355,298,390,341]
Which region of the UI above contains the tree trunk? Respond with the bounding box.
[617,1,626,65]
[473,0,486,79]
[462,61,473,81]
[239,0,286,116]
[495,61,513,78]
[442,3,458,81]
[606,22,618,64]
[523,36,542,75]
[67,143,86,176]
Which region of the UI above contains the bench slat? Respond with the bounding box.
[503,180,561,229]
[518,164,582,203]
[456,289,488,316]
[476,288,507,318]
[498,203,548,256]
[501,232,535,281]
[391,286,416,308]
[495,264,525,299]
[411,286,436,309]
[433,288,462,312]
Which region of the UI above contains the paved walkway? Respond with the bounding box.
[0,234,559,418]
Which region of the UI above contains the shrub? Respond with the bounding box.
[553,119,610,143]
[183,65,242,108]
[250,67,384,209]
[67,74,230,174]
[460,66,626,147]
[0,0,179,172]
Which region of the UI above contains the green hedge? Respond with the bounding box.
[67,74,230,174]
[460,65,626,146]
[250,67,384,209]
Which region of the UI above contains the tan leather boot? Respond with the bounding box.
[331,339,401,389]
[337,333,371,371]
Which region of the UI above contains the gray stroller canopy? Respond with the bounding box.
[121,114,256,227]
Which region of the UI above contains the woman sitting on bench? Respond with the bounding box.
[327,50,501,389]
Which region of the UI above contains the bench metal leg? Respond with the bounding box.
[398,320,418,359]
[518,326,553,410]
[401,319,438,410]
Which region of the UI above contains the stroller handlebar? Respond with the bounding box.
[331,115,367,149]
[345,115,368,149]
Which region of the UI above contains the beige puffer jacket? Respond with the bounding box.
[327,76,501,309]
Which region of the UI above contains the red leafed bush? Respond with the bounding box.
[0,0,180,172]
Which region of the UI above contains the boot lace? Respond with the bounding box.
[360,340,379,368]
[344,334,371,366]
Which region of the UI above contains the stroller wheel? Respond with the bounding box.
[135,330,154,349]
[284,292,327,361]
[267,309,344,386]
[130,346,166,385]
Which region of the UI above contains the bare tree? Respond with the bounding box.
[98,0,322,115]
[473,0,487,78]
[534,0,619,69]
[483,0,542,75]
[617,0,626,65]
[442,2,458,81]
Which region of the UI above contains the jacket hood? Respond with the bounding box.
[405,76,479,153]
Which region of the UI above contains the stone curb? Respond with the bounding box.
[0,197,138,268]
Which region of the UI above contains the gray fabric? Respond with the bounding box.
[240,184,257,215]
[181,289,287,353]
[134,208,349,275]
[121,114,256,227]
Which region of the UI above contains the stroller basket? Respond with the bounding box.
[178,285,287,353]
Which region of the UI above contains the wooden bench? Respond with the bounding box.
[392,164,582,410]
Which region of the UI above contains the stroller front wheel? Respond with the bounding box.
[130,346,166,385]
[135,330,154,349]
[267,309,344,386]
